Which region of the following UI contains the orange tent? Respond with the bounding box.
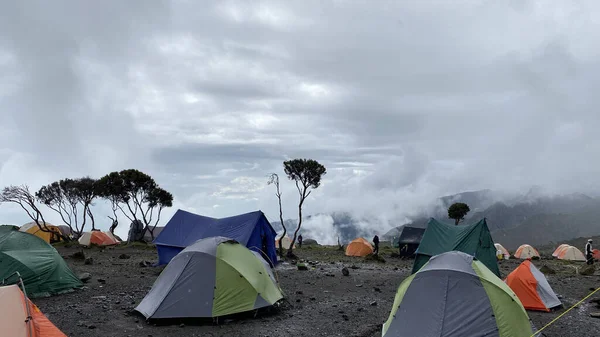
[555,245,585,261]
[514,244,540,259]
[593,249,600,261]
[505,260,562,312]
[345,237,374,257]
[552,244,569,257]
[78,231,120,246]
[0,284,66,337]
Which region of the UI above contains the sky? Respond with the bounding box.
[1,1,600,243]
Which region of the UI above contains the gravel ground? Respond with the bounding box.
[31,245,600,337]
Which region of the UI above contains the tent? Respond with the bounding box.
[505,260,562,312]
[275,235,295,249]
[593,249,600,261]
[0,284,67,337]
[0,226,82,298]
[135,237,283,319]
[494,243,510,260]
[555,245,586,261]
[154,209,278,266]
[515,244,540,259]
[552,244,569,257]
[412,218,500,277]
[396,226,425,257]
[78,231,120,247]
[19,222,63,244]
[345,237,374,257]
[382,251,534,337]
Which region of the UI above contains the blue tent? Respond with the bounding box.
[154,209,278,266]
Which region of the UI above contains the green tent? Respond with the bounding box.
[0,225,82,297]
[411,218,500,277]
[135,236,284,319]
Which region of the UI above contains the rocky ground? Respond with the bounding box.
[32,244,600,337]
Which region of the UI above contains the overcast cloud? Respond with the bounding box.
[1,1,600,242]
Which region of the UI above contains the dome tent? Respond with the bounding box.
[78,230,119,246]
[412,218,500,277]
[555,245,585,261]
[515,244,540,259]
[552,244,569,257]
[19,222,63,244]
[135,237,283,319]
[345,237,374,257]
[494,243,510,260]
[0,284,67,337]
[0,226,82,298]
[382,251,534,337]
[505,260,562,312]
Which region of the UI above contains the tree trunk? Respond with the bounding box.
[277,194,286,257]
[287,199,304,257]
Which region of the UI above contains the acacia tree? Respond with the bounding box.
[97,169,173,241]
[268,173,286,257]
[448,202,470,225]
[0,185,52,234]
[283,158,326,257]
[36,177,99,237]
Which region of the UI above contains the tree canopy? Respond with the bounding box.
[97,169,173,241]
[448,202,470,225]
[36,177,99,236]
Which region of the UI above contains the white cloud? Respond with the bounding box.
[1,1,600,241]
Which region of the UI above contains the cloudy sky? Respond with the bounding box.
[1,1,599,241]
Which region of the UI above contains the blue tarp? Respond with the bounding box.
[154,209,278,266]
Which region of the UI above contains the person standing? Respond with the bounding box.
[373,235,380,256]
[298,234,303,248]
[585,239,594,265]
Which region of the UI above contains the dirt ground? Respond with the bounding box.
[32,244,600,337]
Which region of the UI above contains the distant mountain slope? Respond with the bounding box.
[270,189,600,248]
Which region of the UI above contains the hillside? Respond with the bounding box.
[271,189,600,248]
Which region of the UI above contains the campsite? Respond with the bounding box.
[24,239,600,337]
[4,2,600,337]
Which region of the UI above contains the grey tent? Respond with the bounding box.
[382,251,535,337]
[135,236,283,319]
[396,226,425,257]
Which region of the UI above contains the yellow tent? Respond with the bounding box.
[19,222,63,244]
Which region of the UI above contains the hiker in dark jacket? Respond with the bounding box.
[298,235,303,248]
[586,239,594,265]
[373,235,380,255]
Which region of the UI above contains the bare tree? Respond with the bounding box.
[0,185,51,233]
[268,173,286,257]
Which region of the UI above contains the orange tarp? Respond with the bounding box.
[0,285,66,337]
[505,261,549,312]
[345,237,374,257]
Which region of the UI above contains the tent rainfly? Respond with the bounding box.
[382,251,534,337]
[0,284,67,337]
[514,244,540,259]
[135,237,283,319]
[345,238,374,257]
[555,245,585,261]
[494,243,510,260]
[505,260,562,312]
[412,218,500,277]
[154,210,278,266]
